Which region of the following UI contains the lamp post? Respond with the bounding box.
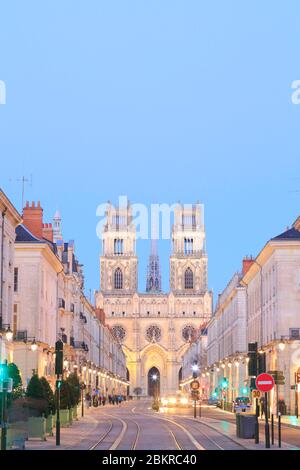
[152,374,158,404]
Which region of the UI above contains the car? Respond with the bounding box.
[160,393,191,408]
[233,396,251,413]
[208,397,219,406]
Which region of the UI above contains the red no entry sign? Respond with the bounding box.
[256,373,275,392]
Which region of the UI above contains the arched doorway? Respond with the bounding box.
[148,367,160,398]
[178,367,183,385]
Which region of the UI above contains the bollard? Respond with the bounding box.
[271,414,274,445]
[278,413,281,448]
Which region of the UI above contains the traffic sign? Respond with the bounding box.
[252,389,262,399]
[256,373,275,392]
[190,380,200,390]
[268,370,285,385]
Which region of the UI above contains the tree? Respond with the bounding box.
[40,377,56,416]
[133,387,142,399]
[59,380,75,409]
[26,374,48,416]
[66,373,80,405]
[7,363,23,400]
[26,374,45,400]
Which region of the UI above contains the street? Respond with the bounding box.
[25,400,300,451]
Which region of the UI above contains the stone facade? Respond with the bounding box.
[0,189,22,363]
[96,202,212,396]
[12,200,127,395]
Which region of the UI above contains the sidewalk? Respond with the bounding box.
[25,405,116,450]
[200,416,299,450]
[258,414,300,429]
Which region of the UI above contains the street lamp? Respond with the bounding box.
[0,324,13,341]
[278,341,285,351]
[31,338,37,351]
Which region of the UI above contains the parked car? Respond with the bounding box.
[233,396,251,413]
[208,397,219,406]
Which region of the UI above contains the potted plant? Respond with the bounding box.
[40,377,56,435]
[59,380,73,427]
[66,373,80,420]
[25,374,47,440]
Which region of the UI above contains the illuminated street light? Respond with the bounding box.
[5,326,13,341]
[278,341,285,351]
[31,338,37,351]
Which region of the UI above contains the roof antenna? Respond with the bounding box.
[9,173,33,209]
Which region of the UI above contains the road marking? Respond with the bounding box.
[100,413,128,450]
[132,407,204,450]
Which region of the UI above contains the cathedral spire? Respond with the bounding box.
[146,238,162,293]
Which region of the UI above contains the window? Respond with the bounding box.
[13,304,18,335]
[184,238,193,254]
[114,239,124,255]
[290,328,300,340]
[114,268,123,289]
[184,267,193,289]
[14,267,18,292]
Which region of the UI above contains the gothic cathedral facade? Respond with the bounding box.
[96,202,212,396]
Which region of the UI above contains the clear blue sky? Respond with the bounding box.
[1,1,300,302]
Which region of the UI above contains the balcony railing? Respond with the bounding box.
[80,312,87,323]
[14,330,28,341]
[72,341,89,352]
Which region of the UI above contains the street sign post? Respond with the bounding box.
[251,389,262,400]
[256,373,274,449]
[256,373,275,392]
[190,380,200,391]
[190,384,199,419]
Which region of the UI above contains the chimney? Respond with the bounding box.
[22,201,43,239]
[42,223,53,242]
[242,256,254,275]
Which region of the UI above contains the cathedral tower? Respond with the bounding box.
[170,203,207,293]
[100,201,138,294]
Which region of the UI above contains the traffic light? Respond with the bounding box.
[55,340,64,375]
[56,379,62,389]
[221,378,228,389]
[258,352,266,374]
[248,342,258,376]
[0,362,8,382]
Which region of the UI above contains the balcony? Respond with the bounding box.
[80,312,87,323]
[14,330,28,342]
[72,341,89,352]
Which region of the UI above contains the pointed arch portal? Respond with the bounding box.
[148,366,160,397]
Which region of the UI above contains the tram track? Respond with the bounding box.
[89,412,140,450]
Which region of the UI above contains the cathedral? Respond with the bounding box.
[96,202,212,397]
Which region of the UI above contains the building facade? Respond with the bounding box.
[206,263,249,408]
[243,220,300,415]
[96,202,212,396]
[0,189,22,363]
[12,200,127,395]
